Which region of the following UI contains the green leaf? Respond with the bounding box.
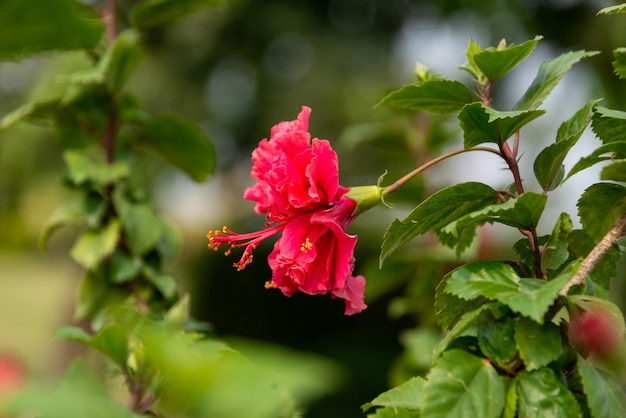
[137,114,215,182]
[130,0,219,28]
[377,80,474,113]
[64,150,130,187]
[435,275,488,331]
[0,99,59,132]
[578,356,626,418]
[89,324,129,368]
[477,316,518,370]
[514,318,563,371]
[514,50,599,110]
[0,0,103,58]
[592,106,626,144]
[577,183,626,240]
[155,218,182,264]
[516,368,581,417]
[460,38,485,80]
[597,4,626,15]
[113,188,162,256]
[380,182,500,266]
[362,376,425,412]
[55,326,92,343]
[444,261,571,323]
[422,349,505,418]
[70,220,121,270]
[542,212,574,272]
[534,100,598,190]
[39,191,107,251]
[565,142,626,181]
[473,36,542,82]
[568,229,620,290]
[366,407,420,417]
[601,160,626,182]
[459,102,545,147]
[142,266,178,300]
[442,192,547,238]
[110,250,143,283]
[613,47,626,79]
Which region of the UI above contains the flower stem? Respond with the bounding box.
[382,146,503,196]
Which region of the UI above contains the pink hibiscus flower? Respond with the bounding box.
[208,107,375,315]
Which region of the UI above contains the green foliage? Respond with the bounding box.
[472,36,542,82]
[516,368,582,417]
[378,80,474,113]
[578,356,626,418]
[130,0,220,29]
[578,183,626,240]
[514,318,563,371]
[597,3,626,15]
[591,106,626,144]
[613,47,626,79]
[362,376,425,413]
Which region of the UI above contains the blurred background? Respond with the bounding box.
[1,0,625,416]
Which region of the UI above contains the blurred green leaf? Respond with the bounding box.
[541,212,573,272]
[0,0,103,59]
[110,250,143,283]
[142,266,178,300]
[597,4,626,15]
[137,114,215,182]
[422,349,505,418]
[131,0,220,29]
[473,36,542,82]
[577,355,626,418]
[577,183,626,240]
[477,316,517,371]
[155,217,182,264]
[566,142,626,181]
[55,326,92,344]
[362,376,425,412]
[88,324,129,368]
[568,229,620,290]
[592,106,626,144]
[600,160,626,182]
[113,188,162,256]
[514,318,563,371]
[70,220,121,270]
[444,261,570,323]
[613,47,626,79]
[534,100,598,190]
[514,50,599,110]
[516,368,581,417]
[0,99,59,131]
[377,80,474,113]
[64,150,130,186]
[366,407,420,417]
[459,103,544,147]
[381,182,499,266]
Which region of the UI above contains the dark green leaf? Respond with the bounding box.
[131,0,219,28]
[435,275,489,331]
[362,376,425,412]
[64,150,130,187]
[514,50,599,110]
[597,4,626,14]
[542,212,574,272]
[459,102,545,147]
[366,407,420,417]
[613,47,626,79]
[0,99,59,132]
[142,266,178,300]
[377,80,474,113]
[89,324,129,368]
[0,0,103,58]
[110,250,143,283]
[514,318,563,371]
[422,349,505,418]
[592,106,626,144]
[568,229,620,290]
[577,183,626,240]
[137,114,215,182]
[534,100,598,190]
[477,316,518,370]
[155,218,182,264]
[578,356,626,418]
[473,36,542,81]
[601,160,626,182]
[70,220,121,270]
[565,142,626,181]
[445,261,571,323]
[113,188,162,256]
[516,368,581,417]
[380,182,499,266]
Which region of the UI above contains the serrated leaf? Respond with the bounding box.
[459,102,545,147]
[514,50,599,110]
[542,212,574,272]
[473,36,542,81]
[366,407,420,417]
[592,106,626,144]
[578,356,626,418]
[137,114,215,182]
[601,160,626,182]
[435,276,488,331]
[516,368,581,417]
[578,183,626,240]
[0,0,103,58]
[380,182,499,266]
[444,261,571,323]
[113,188,162,256]
[514,318,563,371]
[130,0,219,28]
[534,100,598,190]
[477,316,518,370]
[422,349,505,418]
[597,4,626,15]
[64,150,130,187]
[565,142,626,181]
[613,47,626,79]
[377,80,474,113]
[70,220,121,270]
[362,376,425,412]
[460,39,485,80]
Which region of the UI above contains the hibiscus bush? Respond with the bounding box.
[2,0,626,417]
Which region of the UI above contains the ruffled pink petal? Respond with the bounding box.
[332,275,367,315]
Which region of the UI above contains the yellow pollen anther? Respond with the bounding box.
[264,281,277,289]
[300,237,313,253]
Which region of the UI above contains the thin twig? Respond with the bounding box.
[559,212,626,295]
[104,0,117,45]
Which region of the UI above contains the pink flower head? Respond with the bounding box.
[208,107,367,315]
[243,106,348,222]
[568,305,624,359]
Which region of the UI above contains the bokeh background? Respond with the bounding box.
[1,0,625,416]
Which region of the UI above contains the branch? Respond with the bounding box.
[559,212,626,295]
[104,0,117,45]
